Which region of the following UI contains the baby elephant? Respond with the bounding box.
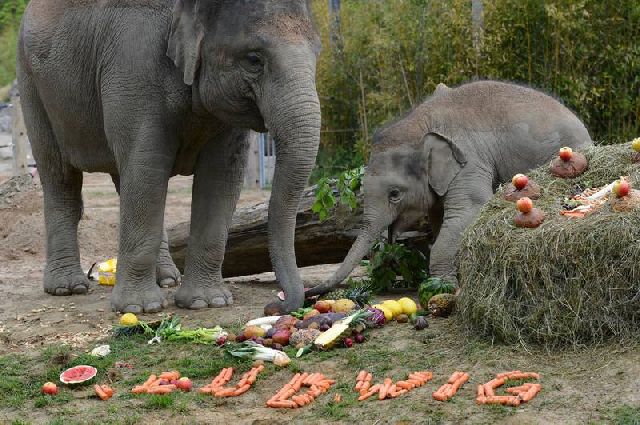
[308,80,592,294]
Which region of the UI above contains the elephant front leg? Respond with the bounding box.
[428,188,493,288]
[175,128,250,309]
[110,152,173,313]
[111,174,181,288]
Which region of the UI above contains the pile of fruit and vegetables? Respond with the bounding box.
[459,141,640,347]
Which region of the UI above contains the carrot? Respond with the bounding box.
[417,371,433,379]
[396,381,414,390]
[359,381,371,393]
[267,400,297,409]
[506,372,541,381]
[365,372,373,382]
[476,396,487,405]
[223,368,233,382]
[483,395,521,407]
[233,384,251,396]
[407,378,423,387]
[142,374,157,388]
[214,388,236,397]
[448,372,463,384]
[101,385,114,397]
[496,370,521,379]
[132,386,147,394]
[291,395,305,406]
[477,384,486,398]
[432,391,449,402]
[485,378,506,389]
[149,384,176,392]
[199,387,214,394]
[355,381,363,391]
[520,384,542,402]
[378,378,392,400]
[309,387,322,398]
[451,373,469,392]
[94,385,109,400]
[358,384,381,401]
[357,370,367,381]
[484,384,495,397]
[148,387,172,395]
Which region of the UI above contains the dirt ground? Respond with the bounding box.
[0,173,639,425]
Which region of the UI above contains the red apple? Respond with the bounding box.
[559,147,573,162]
[511,174,529,190]
[176,377,192,392]
[613,179,631,198]
[42,382,58,396]
[516,197,533,214]
[314,300,332,313]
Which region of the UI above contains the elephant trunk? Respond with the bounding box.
[306,216,387,297]
[262,71,321,313]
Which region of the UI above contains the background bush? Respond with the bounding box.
[0,0,637,175]
[312,0,640,177]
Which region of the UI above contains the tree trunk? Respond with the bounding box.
[168,188,432,277]
[472,0,484,79]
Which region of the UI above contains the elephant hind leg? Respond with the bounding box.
[110,174,181,288]
[19,73,89,296]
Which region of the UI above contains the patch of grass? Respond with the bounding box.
[611,405,640,425]
[144,394,175,410]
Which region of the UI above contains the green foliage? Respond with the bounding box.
[362,241,428,293]
[312,166,364,221]
[0,0,27,87]
[312,0,640,175]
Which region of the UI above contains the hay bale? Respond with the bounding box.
[458,143,640,348]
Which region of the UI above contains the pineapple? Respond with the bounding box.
[314,309,369,350]
[322,282,372,306]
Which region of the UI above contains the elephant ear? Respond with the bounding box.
[167,0,205,86]
[424,132,467,196]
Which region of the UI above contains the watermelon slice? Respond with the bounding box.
[60,365,98,385]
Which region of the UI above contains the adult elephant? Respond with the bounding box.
[307,81,593,296]
[17,0,321,313]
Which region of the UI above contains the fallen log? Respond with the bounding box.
[168,188,432,277]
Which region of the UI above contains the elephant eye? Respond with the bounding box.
[389,188,402,203]
[245,52,264,69]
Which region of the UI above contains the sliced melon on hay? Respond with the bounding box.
[60,365,98,385]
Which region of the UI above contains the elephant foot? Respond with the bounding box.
[174,281,233,309]
[156,259,181,288]
[263,298,303,316]
[44,272,90,296]
[111,281,167,313]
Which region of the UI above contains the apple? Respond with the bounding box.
[42,382,58,396]
[516,197,533,214]
[511,174,529,190]
[613,179,630,198]
[176,377,193,392]
[314,300,332,313]
[633,138,640,153]
[559,147,573,162]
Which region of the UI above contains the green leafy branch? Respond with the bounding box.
[312,166,365,221]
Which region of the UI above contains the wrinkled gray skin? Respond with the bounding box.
[17,0,321,313]
[308,81,593,295]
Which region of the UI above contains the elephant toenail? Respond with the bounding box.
[190,299,208,310]
[145,302,163,313]
[226,296,234,305]
[210,297,226,308]
[72,285,88,294]
[124,305,143,314]
[55,287,71,296]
